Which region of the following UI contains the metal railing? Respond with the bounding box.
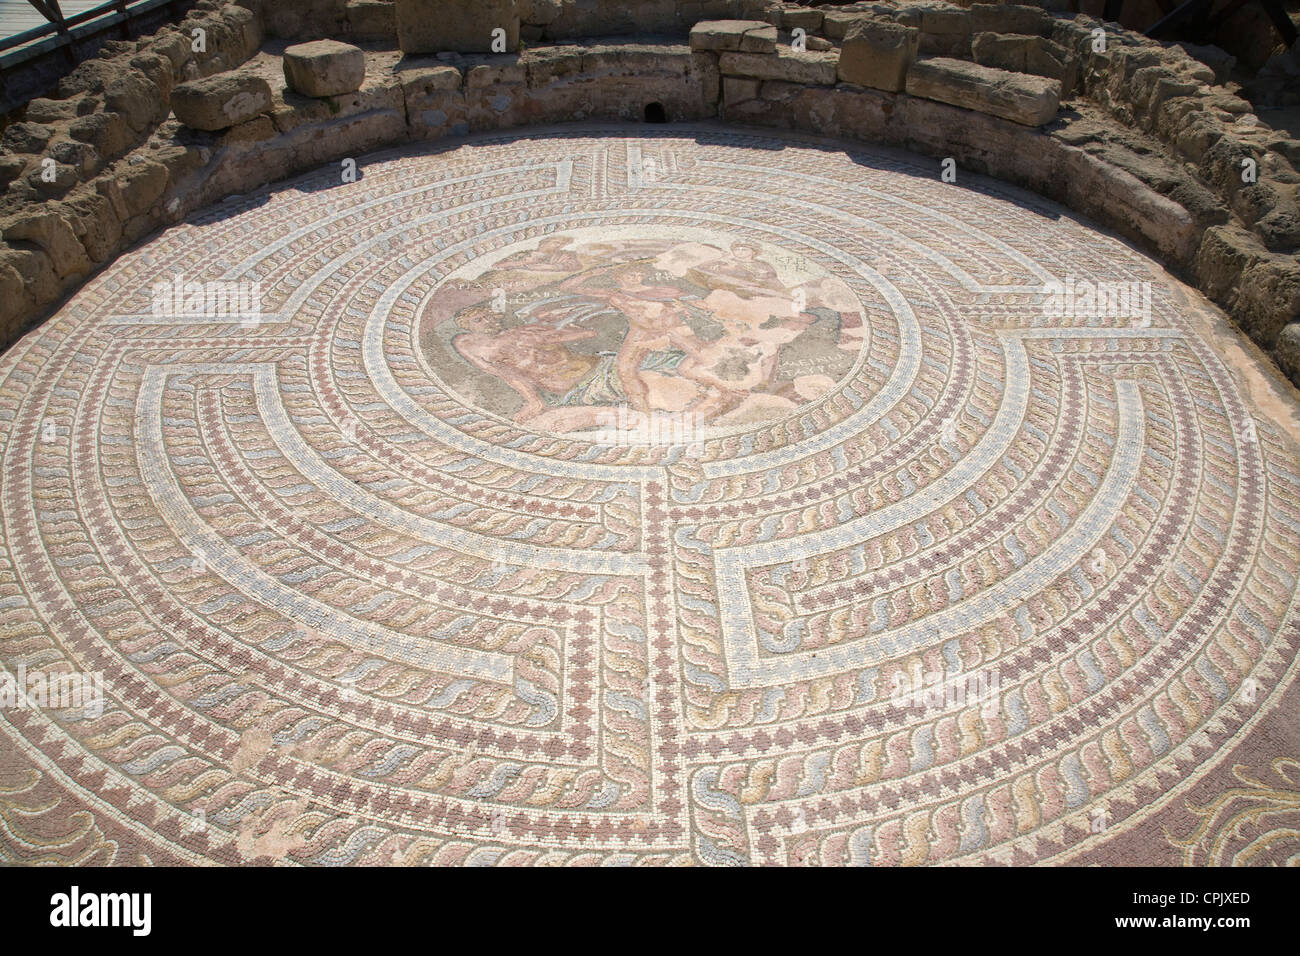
[1,0,177,60]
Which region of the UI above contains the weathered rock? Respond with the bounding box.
[0,245,57,319]
[821,11,870,41]
[1274,321,1300,382]
[396,0,519,54]
[1026,40,1073,88]
[780,7,823,32]
[839,20,919,93]
[217,115,279,147]
[30,163,77,197]
[115,158,170,216]
[895,93,1062,193]
[916,6,971,56]
[346,0,396,39]
[395,62,467,137]
[1175,42,1235,84]
[1055,144,1200,267]
[1129,66,1200,124]
[719,48,839,86]
[970,3,1046,38]
[921,7,972,36]
[527,0,563,26]
[129,51,175,103]
[58,189,123,263]
[724,76,762,108]
[171,73,273,130]
[525,46,585,86]
[0,209,90,279]
[3,122,53,154]
[482,43,720,128]
[180,9,260,74]
[260,0,348,39]
[68,111,131,159]
[148,29,194,73]
[1196,224,1268,301]
[398,62,464,96]
[220,2,264,60]
[104,68,164,133]
[906,57,1060,127]
[57,58,127,98]
[283,40,366,97]
[1175,112,1225,160]
[971,32,1034,73]
[1236,257,1300,347]
[689,20,778,54]
[1254,191,1300,249]
[271,68,405,134]
[0,253,27,339]
[0,155,27,188]
[466,60,526,89]
[23,98,86,123]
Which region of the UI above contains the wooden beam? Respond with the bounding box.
[1146,0,1216,38]
[1257,0,1299,46]
[23,0,61,23]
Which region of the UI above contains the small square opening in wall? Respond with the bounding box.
[644,101,668,123]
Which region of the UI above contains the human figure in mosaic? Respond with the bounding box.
[558,261,702,414]
[489,235,584,276]
[450,304,599,422]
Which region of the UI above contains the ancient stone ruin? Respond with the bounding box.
[2,1,1297,382]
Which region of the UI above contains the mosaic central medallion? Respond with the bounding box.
[416,228,866,438]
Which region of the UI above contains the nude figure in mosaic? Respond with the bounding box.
[560,262,702,414]
[451,305,598,422]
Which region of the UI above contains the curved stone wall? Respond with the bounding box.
[1,0,1297,386]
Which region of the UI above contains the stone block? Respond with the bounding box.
[171,73,273,130]
[971,32,1033,74]
[0,156,27,188]
[724,76,762,107]
[1195,224,1268,301]
[780,7,823,32]
[690,20,778,53]
[104,68,166,133]
[283,40,367,97]
[346,0,396,38]
[839,20,919,93]
[969,3,1046,37]
[466,60,526,88]
[822,11,869,41]
[1237,257,1300,347]
[719,48,839,86]
[905,57,1061,126]
[921,8,971,35]
[115,158,170,216]
[1,122,52,154]
[1056,144,1199,267]
[0,209,90,279]
[1276,321,1300,382]
[22,98,83,123]
[396,0,519,54]
[68,111,131,159]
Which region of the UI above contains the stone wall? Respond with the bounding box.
[243,0,776,43]
[1,0,1297,389]
[1,1,264,339]
[730,3,1300,381]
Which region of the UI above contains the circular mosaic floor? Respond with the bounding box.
[2,125,1299,866]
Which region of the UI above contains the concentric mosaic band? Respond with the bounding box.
[1,125,1298,866]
